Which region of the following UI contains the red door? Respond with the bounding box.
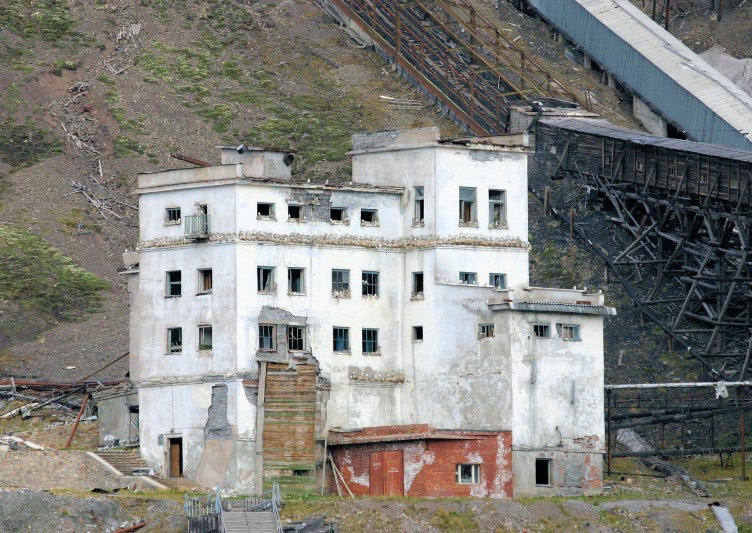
[369,450,404,496]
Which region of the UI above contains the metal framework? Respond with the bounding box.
[323,0,585,134]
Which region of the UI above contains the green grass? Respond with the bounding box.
[0,1,76,42]
[429,507,479,532]
[0,225,110,322]
[0,120,62,171]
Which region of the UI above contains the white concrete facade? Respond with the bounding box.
[124,127,614,496]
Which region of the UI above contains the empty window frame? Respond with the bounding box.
[288,268,305,294]
[287,326,306,351]
[288,204,303,221]
[414,186,425,223]
[556,323,581,341]
[412,326,424,342]
[259,324,276,351]
[362,328,379,354]
[330,207,348,223]
[257,202,275,219]
[479,323,495,338]
[197,268,212,294]
[459,271,477,285]
[412,272,424,298]
[535,458,552,486]
[360,209,378,225]
[198,325,213,351]
[362,271,379,297]
[257,267,275,293]
[489,273,506,289]
[459,187,477,224]
[167,327,182,354]
[533,323,551,338]
[488,190,506,227]
[165,271,182,297]
[165,207,181,224]
[332,327,350,352]
[456,464,480,484]
[331,269,350,296]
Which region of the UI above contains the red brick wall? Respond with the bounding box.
[329,432,513,498]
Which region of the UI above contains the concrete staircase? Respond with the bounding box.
[222,510,278,533]
[94,450,198,491]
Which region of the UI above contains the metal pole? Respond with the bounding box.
[65,394,90,448]
[741,387,748,480]
[607,389,613,476]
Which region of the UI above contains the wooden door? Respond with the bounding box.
[369,450,403,496]
[169,438,183,478]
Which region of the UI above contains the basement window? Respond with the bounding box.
[533,324,551,338]
[413,186,425,224]
[330,207,348,224]
[257,202,275,219]
[288,204,303,221]
[459,187,477,225]
[700,172,709,184]
[288,267,305,294]
[362,328,379,354]
[167,327,182,354]
[489,273,506,289]
[165,271,182,297]
[198,325,213,351]
[412,272,424,299]
[412,326,424,342]
[478,323,495,339]
[259,324,276,351]
[459,271,477,285]
[668,166,677,177]
[165,207,181,225]
[288,326,306,351]
[362,271,379,297]
[535,458,552,486]
[333,327,350,353]
[488,189,506,227]
[331,269,350,297]
[360,208,379,225]
[635,159,644,172]
[197,268,212,294]
[257,267,275,293]
[556,323,581,341]
[456,464,480,484]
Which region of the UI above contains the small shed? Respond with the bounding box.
[92,383,139,446]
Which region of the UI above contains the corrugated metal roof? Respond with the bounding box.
[490,299,617,316]
[526,0,752,150]
[540,117,752,163]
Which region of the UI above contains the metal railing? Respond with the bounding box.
[185,214,211,238]
[185,487,221,533]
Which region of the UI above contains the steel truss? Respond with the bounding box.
[323,0,585,134]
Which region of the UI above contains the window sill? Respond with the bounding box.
[198,349,213,354]
[458,222,478,228]
[562,339,582,342]
[258,290,276,295]
[288,291,306,296]
[331,291,351,299]
[166,351,182,355]
[412,221,425,228]
[410,293,424,300]
[361,294,380,299]
[165,295,182,299]
[333,351,351,355]
[360,222,379,227]
[412,339,423,343]
[329,220,350,226]
[287,218,307,223]
[488,223,508,230]
[257,348,277,354]
[196,291,212,296]
[164,220,181,226]
[257,216,277,221]
[362,351,382,356]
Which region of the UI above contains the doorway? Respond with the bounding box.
[168,437,183,478]
[369,450,404,496]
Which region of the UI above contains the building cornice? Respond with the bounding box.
[136,231,531,251]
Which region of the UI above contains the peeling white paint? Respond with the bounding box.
[191,384,213,408]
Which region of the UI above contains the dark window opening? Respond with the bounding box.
[362,328,379,354]
[259,324,276,351]
[489,273,506,289]
[361,209,378,224]
[414,187,425,223]
[459,187,476,224]
[330,207,347,222]
[288,268,305,293]
[166,271,182,297]
[362,271,379,296]
[456,464,480,484]
[198,325,212,351]
[333,327,349,352]
[288,326,305,351]
[257,267,275,293]
[332,269,350,296]
[167,327,182,354]
[288,205,302,220]
[489,190,506,227]
[198,268,212,293]
[412,272,424,297]
[533,324,551,338]
[412,326,423,341]
[165,207,181,223]
[479,323,495,338]
[257,202,274,218]
[535,458,551,486]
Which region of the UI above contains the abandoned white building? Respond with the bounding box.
[121,126,615,497]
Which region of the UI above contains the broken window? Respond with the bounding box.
[259,324,276,351]
[257,202,275,219]
[288,204,302,221]
[414,186,425,223]
[360,209,378,225]
[165,271,182,297]
[489,273,506,289]
[459,187,477,224]
[635,158,644,173]
[257,267,275,293]
[533,324,551,338]
[165,207,181,224]
[288,267,305,294]
[488,190,506,227]
[535,458,551,486]
[362,271,379,297]
[456,464,480,484]
[167,327,182,354]
[556,323,581,341]
[198,268,212,294]
[331,269,350,297]
[198,325,213,351]
[330,207,348,223]
[412,326,423,342]
[362,328,379,354]
[459,271,477,285]
[287,326,305,351]
[478,323,495,338]
[333,327,349,352]
[412,272,424,298]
